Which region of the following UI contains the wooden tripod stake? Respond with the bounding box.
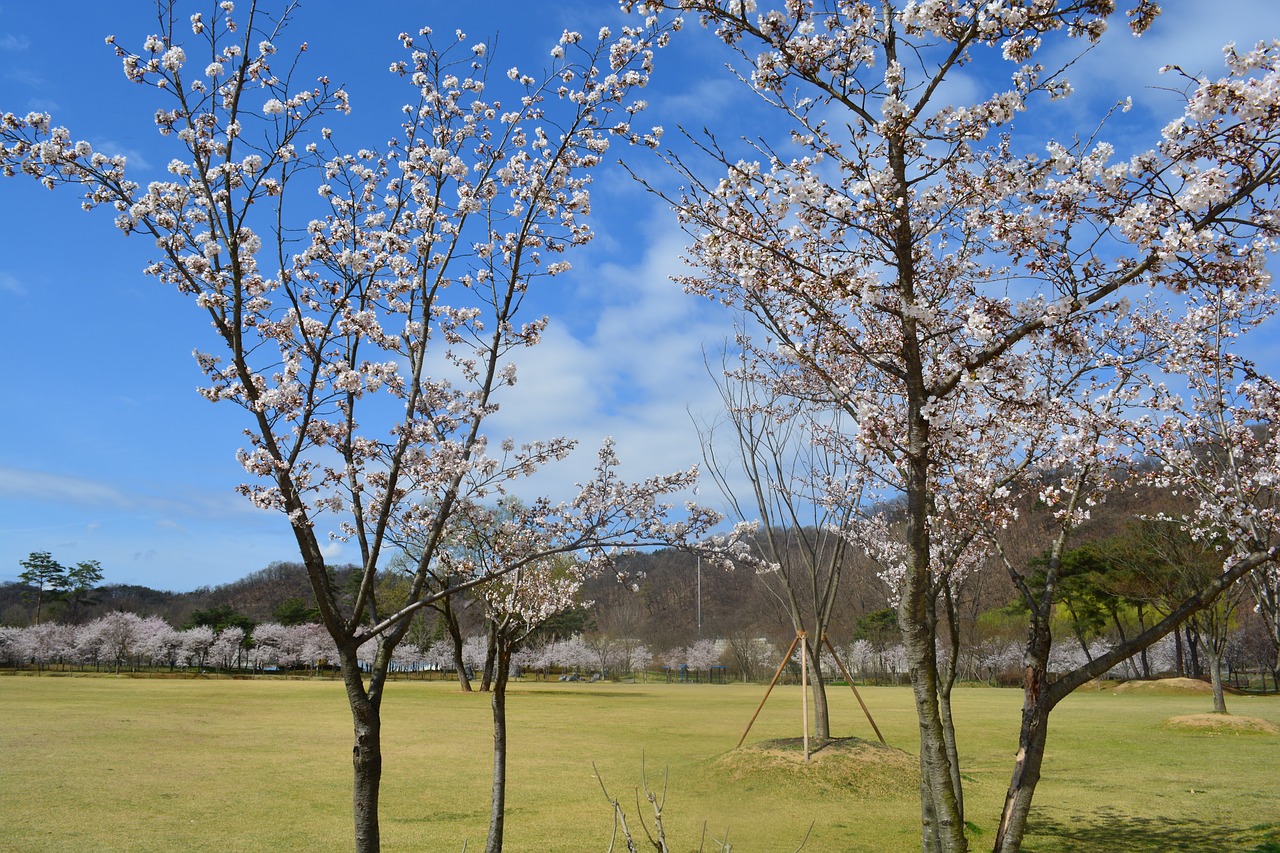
[736,632,887,761]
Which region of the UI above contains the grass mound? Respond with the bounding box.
[1111,677,1213,695]
[710,737,919,799]
[1164,713,1280,735]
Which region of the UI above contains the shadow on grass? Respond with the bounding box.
[1022,812,1279,853]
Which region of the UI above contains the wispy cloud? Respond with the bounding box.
[1046,0,1276,115]
[1,33,30,51]
[478,208,736,512]
[0,466,136,508]
[90,138,152,172]
[0,271,26,295]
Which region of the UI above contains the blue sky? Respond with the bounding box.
[1,1,1276,592]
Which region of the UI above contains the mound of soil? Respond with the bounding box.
[711,737,919,798]
[1165,714,1280,735]
[1112,677,1214,695]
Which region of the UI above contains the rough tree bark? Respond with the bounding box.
[485,641,512,853]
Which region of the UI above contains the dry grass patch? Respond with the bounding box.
[1112,676,1215,694]
[711,736,919,799]
[1165,713,1280,735]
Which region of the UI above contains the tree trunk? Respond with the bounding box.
[1186,626,1202,678]
[1175,627,1185,676]
[899,426,965,850]
[897,336,964,851]
[485,642,512,853]
[1206,645,1228,714]
[1137,605,1151,678]
[444,604,472,692]
[342,652,383,853]
[902,599,966,853]
[992,624,1053,853]
[939,586,964,823]
[992,691,1051,853]
[481,628,497,693]
[806,638,831,741]
[937,666,963,825]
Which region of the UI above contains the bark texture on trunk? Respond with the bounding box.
[938,682,963,826]
[485,644,512,853]
[992,649,1051,853]
[806,639,831,741]
[993,700,1050,853]
[905,630,966,853]
[342,656,383,853]
[444,605,472,692]
[481,630,497,693]
[1207,648,1229,714]
[939,589,964,823]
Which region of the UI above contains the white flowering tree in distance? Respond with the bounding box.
[623,2,1280,851]
[1,5,716,852]
[473,549,585,853]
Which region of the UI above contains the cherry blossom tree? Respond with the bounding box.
[583,631,619,675]
[542,635,593,673]
[618,638,654,678]
[0,627,19,667]
[136,615,184,669]
[251,620,291,669]
[209,625,247,670]
[677,637,721,675]
[76,612,146,672]
[180,624,216,670]
[971,280,1280,852]
[473,551,585,853]
[16,621,75,670]
[2,5,717,850]
[624,2,1279,851]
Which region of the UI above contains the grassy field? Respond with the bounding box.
[2,674,1278,852]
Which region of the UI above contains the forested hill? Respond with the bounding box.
[0,480,1201,641]
[0,562,353,629]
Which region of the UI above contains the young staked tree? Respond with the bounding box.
[625,2,1280,851]
[1,5,716,852]
[695,343,860,740]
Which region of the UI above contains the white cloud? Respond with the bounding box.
[0,466,135,508]
[89,138,151,172]
[1047,0,1277,115]
[477,210,737,517]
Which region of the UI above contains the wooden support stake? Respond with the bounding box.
[823,634,887,745]
[736,633,801,750]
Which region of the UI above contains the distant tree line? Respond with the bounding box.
[7,497,1278,693]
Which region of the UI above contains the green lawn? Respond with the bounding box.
[2,674,1277,852]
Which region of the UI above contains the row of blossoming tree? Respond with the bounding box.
[0,614,719,677]
[12,607,1260,684]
